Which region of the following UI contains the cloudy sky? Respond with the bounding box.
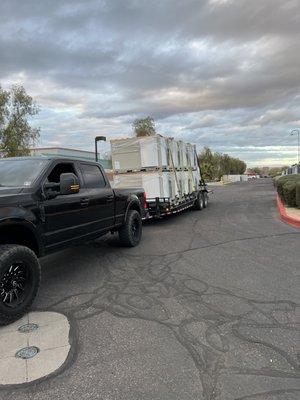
[1,0,300,166]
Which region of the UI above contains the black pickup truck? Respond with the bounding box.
[0,157,145,325]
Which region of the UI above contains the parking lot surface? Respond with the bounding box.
[0,179,299,400]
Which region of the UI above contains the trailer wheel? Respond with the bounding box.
[0,245,41,326]
[203,192,208,208]
[193,192,204,210]
[119,210,142,247]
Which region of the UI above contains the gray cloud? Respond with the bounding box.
[0,0,299,166]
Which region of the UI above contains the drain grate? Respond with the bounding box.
[16,346,39,359]
[18,323,39,333]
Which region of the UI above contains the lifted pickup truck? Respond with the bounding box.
[0,157,145,325]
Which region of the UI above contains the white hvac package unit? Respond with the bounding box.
[192,169,201,189]
[176,170,200,195]
[177,170,188,195]
[113,171,180,199]
[177,141,188,169]
[186,143,198,170]
[111,135,169,172]
[110,134,207,217]
[111,135,199,172]
[167,138,180,169]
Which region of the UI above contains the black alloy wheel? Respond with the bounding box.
[131,217,141,241]
[119,209,142,247]
[0,245,41,326]
[0,262,31,307]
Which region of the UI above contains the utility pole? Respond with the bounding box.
[95,136,106,162]
[291,129,299,167]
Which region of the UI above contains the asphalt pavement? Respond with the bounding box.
[0,178,299,400]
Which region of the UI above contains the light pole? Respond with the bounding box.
[290,129,299,166]
[95,136,106,162]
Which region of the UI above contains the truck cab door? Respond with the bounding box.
[41,161,85,250]
[79,163,115,231]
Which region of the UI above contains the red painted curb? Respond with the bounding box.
[276,195,300,228]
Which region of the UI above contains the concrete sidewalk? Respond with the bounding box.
[276,195,300,228]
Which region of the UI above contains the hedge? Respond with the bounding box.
[282,181,297,207]
[272,175,282,188]
[274,174,300,208]
[296,181,300,208]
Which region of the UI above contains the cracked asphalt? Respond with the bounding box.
[0,178,299,400]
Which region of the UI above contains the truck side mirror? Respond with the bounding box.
[60,173,80,195]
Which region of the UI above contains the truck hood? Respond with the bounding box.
[0,187,28,208]
[0,187,23,196]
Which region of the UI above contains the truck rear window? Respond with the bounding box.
[0,159,48,187]
[81,164,106,188]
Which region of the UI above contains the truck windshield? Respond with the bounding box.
[0,159,48,188]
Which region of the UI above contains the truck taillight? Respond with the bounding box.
[143,192,148,209]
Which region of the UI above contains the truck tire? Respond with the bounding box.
[193,192,204,210]
[119,210,142,247]
[0,245,41,326]
[203,192,208,208]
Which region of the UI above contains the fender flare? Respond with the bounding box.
[124,197,142,222]
[0,219,42,256]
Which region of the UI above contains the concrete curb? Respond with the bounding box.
[276,194,300,228]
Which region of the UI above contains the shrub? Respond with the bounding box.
[276,174,300,201]
[282,181,297,207]
[272,175,282,187]
[296,181,300,208]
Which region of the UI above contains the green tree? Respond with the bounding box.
[268,166,288,178]
[198,147,215,180]
[198,147,222,180]
[220,154,231,175]
[0,84,40,157]
[198,147,246,181]
[133,116,156,137]
[238,160,247,174]
[248,167,262,175]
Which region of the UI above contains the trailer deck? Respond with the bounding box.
[145,185,209,219]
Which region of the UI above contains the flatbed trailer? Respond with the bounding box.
[109,135,210,220]
[145,184,208,219]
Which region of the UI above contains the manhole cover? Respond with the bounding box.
[16,346,39,359]
[18,323,39,333]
